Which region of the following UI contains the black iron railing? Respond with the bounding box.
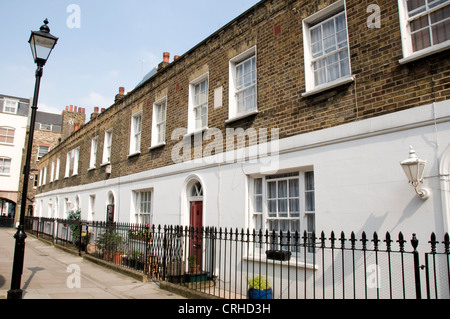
[0,216,14,228]
[23,217,450,299]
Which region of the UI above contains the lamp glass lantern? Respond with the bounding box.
[28,19,58,66]
[400,146,430,200]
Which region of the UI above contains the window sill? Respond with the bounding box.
[100,162,110,167]
[184,127,208,138]
[225,110,258,124]
[149,142,166,151]
[88,166,96,171]
[302,76,355,97]
[127,151,141,158]
[399,41,450,65]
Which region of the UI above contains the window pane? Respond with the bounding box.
[267,181,276,199]
[432,19,450,44]
[407,0,426,16]
[255,196,262,213]
[289,199,300,216]
[431,6,450,44]
[278,199,288,216]
[254,178,262,194]
[289,179,299,197]
[278,180,287,198]
[305,172,315,190]
[412,28,432,51]
[306,192,315,211]
[428,0,448,9]
[268,200,277,216]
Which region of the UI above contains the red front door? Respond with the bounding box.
[189,201,203,271]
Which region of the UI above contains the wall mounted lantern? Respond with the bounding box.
[400,146,430,200]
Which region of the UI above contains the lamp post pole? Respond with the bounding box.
[7,19,57,299]
[7,65,43,300]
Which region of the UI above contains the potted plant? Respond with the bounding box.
[188,255,200,274]
[248,275,273,299]
[95,226,125,262]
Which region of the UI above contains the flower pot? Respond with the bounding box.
[248,288,273,299]
[114,252,122,264]
[103,250,113,261]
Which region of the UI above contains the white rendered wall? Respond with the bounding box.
[35,100,450,248]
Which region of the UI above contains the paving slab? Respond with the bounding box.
[0,228,185,299]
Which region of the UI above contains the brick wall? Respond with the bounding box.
[36,0,450,194]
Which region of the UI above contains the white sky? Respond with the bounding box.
[0,0,261,117]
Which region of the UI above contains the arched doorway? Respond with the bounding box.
[187,179,204,272]
[106,192,115,223]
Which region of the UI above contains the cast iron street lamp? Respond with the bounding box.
[7,19,58,299]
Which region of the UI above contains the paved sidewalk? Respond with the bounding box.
[0,227,185,299]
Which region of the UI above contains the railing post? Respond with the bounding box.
[411,233,422,299]
[78,220,83,256]
[162,225,167,281]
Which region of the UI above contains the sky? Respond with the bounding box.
[0,0,261,118]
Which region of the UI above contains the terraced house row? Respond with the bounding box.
[33,0,450,253]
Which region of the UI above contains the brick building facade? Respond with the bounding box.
[35,0,450,245]
[15,107,85,222]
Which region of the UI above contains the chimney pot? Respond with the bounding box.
[174,55,180,61]
[119,87,125,95]
[94,107,99,113]
[163,52,170,63]
[101,108,106,112]
[69,105,73,112]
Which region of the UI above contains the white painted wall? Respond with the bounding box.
[35,100,450,248]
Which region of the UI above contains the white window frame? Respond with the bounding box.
[151,97,167,148]
[227,46,258,122]
[102,129,113,164]
[42,166,47,186]
[89,136,98,169]
[0,157,11,175]
[55,156,60,181]
[188,73,209,134]
[72,147,80,175]
[37,145,50,160]
[398,0,450,64]
[39,123,52,131]
[89,195,96,221]
[65,148,79,177]
[39,168,43,186]
[3,99,18,114]
[0,127,15,144]
[129,111,142,155]
[50,160,55,182]
[133,189,153,225]
[302,0,354,97]
[249,170,316,257]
